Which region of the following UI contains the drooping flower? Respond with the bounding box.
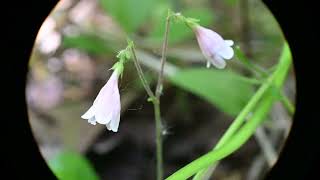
[193,25,234,69]
[81,63,123,132]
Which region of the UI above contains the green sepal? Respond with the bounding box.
[111,61,125,78]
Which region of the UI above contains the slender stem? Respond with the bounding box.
[192,43,292,180]
[192,66,277,180]
[129,43,164,179]
[156,12,171,99]
[130,46,156,99]
[151,10,172,180]
[234,46,267,78]
[167,43,292,180]
[280,90,295,115]
[235,46,295,116]
[254,126,277,167]
[153,101,163,180]
[167,96,274,180]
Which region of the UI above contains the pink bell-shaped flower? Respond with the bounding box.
[194,25,234,69]
[81,68,121,132]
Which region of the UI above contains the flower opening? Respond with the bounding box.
[194,25,234,69]
[81,69,121,132]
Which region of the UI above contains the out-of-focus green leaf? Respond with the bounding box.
[169,68,255,116]
[224,0,239,6]
[99,0,157,33]
[149,7,215,44]
[62,34,113,55]
[48,151,100,180]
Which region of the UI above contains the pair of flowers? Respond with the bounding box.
[81,25,235,132]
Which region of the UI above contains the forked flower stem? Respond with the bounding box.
[153,10,172,180]
[129,10,172,180]
[156,10,171,99]
[130,46,155,99]
[130,45,163,180]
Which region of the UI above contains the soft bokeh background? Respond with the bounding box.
[27,0,295,179]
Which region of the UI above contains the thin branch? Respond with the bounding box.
[130,46,156,99]
[254,126,277,167]
[156,14,171,99]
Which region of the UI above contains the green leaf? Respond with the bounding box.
[62,34,113,55]
[99,0,157,33]
[169,68,255,116]
[149,7,215,44]
[48,151,100,180]
[224,0,239,6]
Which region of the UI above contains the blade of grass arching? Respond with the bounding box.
[185,42,292,180]
[235,44,294,116]
[234,46,268,77]
[166,91,275,180]
[280,90,295,115]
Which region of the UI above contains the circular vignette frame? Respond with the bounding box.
[2,0,318,180]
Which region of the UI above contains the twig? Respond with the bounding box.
[254,126,277,167]
[156,13,171,99]
[130,46,156,99]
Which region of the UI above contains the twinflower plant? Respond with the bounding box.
[81,47,131,132]
[81,9,293,180]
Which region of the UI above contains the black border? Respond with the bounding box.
[263,0,318,179]
[2,0,318,179]
[3,0,58,179]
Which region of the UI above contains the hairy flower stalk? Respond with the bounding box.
[81,52,128,132]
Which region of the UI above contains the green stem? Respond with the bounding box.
[130,45,156,99]
[156,10,171,99]
[153,100,163,180]
[235,45,294,116]
[172,43,292,180]
[128,41,163,179]
[192,66,276,180]
[153,10,173,180]
[280,90,295,115]
[234,46,268,78]
[167,95,274,180]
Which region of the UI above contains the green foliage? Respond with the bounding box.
[62,34,113,55]
[169,68,255,116]
[224,0,239,6]
[48,151,100,180]
[99,0,157,33]
[149,7,215,44]
[166,42,292,180]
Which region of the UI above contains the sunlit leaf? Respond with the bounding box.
[149,7,215,44]
[48,151,100,180]
[62,34,113,55]
[169,68,255,116]
[100,0,157,33]
[224,0,239,6]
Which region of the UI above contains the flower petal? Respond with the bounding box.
[88,116,97,125]
[210,55,226,69]
[81,69,122,132]
[96,111,112,124]
[107,112,120,132]
[225,40,234,46]
[218,46,234,60]
[81,105,96,119]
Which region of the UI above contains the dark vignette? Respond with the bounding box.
[1,0,318,179]
[2,0,59,179]
[263,0,318,180]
